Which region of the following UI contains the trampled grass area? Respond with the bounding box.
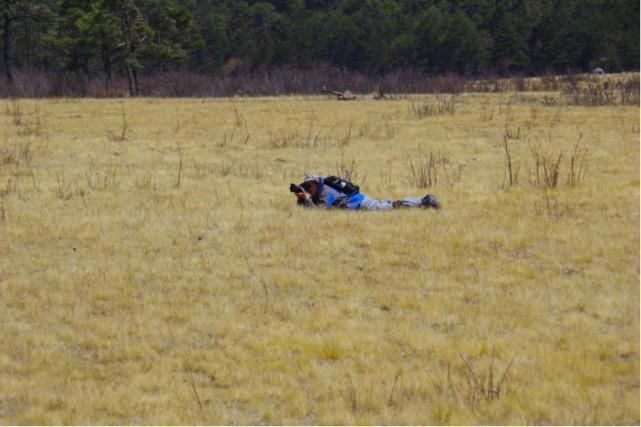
[0,80,639,424]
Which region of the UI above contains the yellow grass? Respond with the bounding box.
[0,82,639,424]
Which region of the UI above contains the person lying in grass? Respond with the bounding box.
[291,174,441,211]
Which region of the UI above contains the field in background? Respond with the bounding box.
[0,75,639,424]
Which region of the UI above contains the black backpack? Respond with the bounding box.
[324,176,360,196]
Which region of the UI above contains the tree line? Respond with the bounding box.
[1,0,638,96]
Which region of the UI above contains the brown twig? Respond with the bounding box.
[188,369,205,418]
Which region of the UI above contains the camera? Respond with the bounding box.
[290,183,304,193]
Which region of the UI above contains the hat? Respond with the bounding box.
[303,174,323,184]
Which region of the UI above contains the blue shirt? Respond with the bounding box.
[299,184,364,210]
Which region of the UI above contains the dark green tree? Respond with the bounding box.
[491,2,530,74]
[181,0,230,72]
[414,5,491,74]
[58,1,123,88]
[350,0,401,72]
[58,0,202,94]
[1,0,53,82]
[138,0,203,72]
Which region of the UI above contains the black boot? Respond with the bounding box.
[422,194,441,209]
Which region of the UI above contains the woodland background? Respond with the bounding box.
[0,0,639,97]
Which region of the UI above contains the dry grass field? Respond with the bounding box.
[0,75,639,425]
